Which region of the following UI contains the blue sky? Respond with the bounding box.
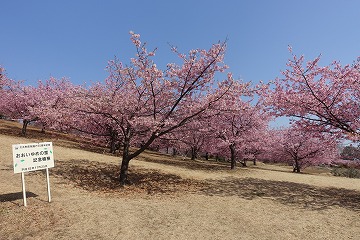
[2,0,360,87]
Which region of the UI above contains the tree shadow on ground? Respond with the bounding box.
[198,177,360,211]
[0,192,38,202]
[49,160,360,211]
[252,165,296,174]
[138,153,230,172]
[50,160,202,195]
[252,165,330,176]
[0,124,25,137]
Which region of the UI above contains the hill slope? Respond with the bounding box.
[1,120,360,240]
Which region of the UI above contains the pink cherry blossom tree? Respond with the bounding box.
[0,67,76,135]
[30,77,80,134]
[263,50,360,140]
[42,78,127,153]
[54,32,235,185]
[0,69,39,135]
[113,32,238,184]
[239,127,271,166]
[267,124,339,172]
[171,116,215,160]
[208,81,270,169]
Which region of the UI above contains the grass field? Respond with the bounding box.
[1,120,359,240]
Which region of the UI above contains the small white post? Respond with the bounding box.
[21,172,27,207]
[46,168,51,202]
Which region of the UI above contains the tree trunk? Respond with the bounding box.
[41,123,46,134]
[293,159,301,173]
[239,159,247,167]
[253,159,257,165]
[119,158,130,185]
[110,143,116,154]
[109,129,118,154]
[109,131,117,154]
[230,144,236,169]
[119,138,130,186]
[22,119,29,136]
[191,147,197,160]
[118,133,158,186]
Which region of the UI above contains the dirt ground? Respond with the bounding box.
[1,121,360,240]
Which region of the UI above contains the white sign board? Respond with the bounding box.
[12,142,54,173]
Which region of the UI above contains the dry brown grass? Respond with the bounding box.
[1,120,360,240]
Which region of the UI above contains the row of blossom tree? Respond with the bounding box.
[2,33,358,185]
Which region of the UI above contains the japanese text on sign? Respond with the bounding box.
[12,142,55,173]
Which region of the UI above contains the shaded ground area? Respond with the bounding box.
[49,160,204,196]
[138,151,230,171]
[199,177,360,211]
[46,159,360,212]
[0,192,38,202]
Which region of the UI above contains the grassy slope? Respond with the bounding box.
[1,119,360,240]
